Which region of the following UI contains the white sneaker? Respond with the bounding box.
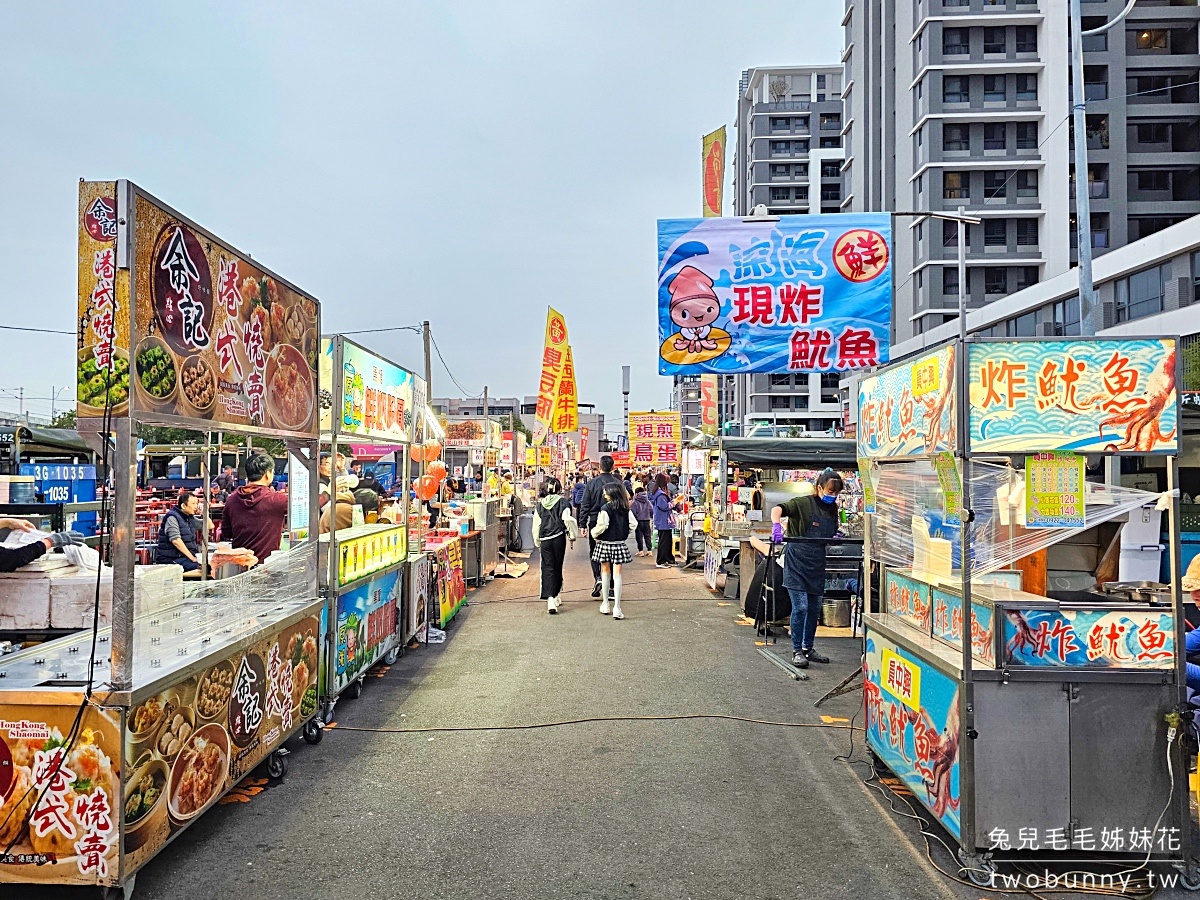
[612,606,624,620]
[599,599,612,615]
[547,596,560,614]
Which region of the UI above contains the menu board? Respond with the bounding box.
[77,182,321,437]
[1025,452,1085,529]
[436,540,467,626]
[336,525,406,585]
[318,337,415,443]
[120,613,319,874]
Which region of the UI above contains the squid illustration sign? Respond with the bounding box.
[967,339,1178,454]
[656,214,892,375]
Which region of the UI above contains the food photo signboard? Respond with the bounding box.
[77,181,321,437]
[119,613,320,872]
[657,213,892,376]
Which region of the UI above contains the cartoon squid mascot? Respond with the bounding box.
[669,266,722,354]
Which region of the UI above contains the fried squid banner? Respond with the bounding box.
[657,214,892,376]
[967,339,1179,454]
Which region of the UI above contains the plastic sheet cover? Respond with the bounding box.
[868,459,1160,580]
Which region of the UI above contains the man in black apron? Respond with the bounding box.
[770,469,843,669]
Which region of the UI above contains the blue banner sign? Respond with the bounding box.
[657,214,892,375]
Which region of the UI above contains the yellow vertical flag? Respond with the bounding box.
[534,307,570,445]
[702,127,726,218]
[552,346,579,434]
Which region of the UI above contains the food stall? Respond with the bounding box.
[0,180,325,894]
[858,337,1197,885]
[318,335,421,706]
[708,437,861,616]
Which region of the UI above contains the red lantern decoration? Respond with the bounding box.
[423,440,442,462]
[428,460,448,483]
[409,444,424,463]
[413,475,438,502]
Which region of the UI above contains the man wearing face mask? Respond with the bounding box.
[770,468,843,669]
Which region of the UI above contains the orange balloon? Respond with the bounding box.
[428,461,448,482]
[409,444,424,462]
[423,441,442,462]
[413,475,438,502]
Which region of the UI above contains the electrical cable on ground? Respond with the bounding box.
[326,712,864,736]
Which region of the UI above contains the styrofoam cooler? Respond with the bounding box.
[0,476,36,503]
[1118,505,1163,583]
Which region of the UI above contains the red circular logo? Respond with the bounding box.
[832,229,889,283]
[84,196,118,243]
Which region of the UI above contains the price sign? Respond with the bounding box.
[1025,452,1086,529]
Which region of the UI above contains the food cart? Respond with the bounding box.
[858,336,1198,886]
[0,180,324,895]
[317,336,421,708]
[708,437,861,615]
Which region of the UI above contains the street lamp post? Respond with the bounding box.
[1071,0,1140,334]
[892,210,983,340]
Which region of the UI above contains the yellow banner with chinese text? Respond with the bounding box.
[533,307,570,445]
[628,411,682,468]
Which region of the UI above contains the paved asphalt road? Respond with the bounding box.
[16,543,1119,899]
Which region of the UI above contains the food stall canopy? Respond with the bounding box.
[719,436,858,468]
[0,426,94,457]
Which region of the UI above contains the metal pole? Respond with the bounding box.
[956,335,977,860]
[622,365,631,445]
[111,417,137,691]
[957,206,968,342]
[200,431,210,582]
[1071,0,1099,334]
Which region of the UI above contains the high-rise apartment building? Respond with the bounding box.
[730,65,847,434]
[842,0,1200,343]
[671,376,702,435]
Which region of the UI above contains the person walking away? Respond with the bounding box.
[590,484,637,619]
[570,475,586,520]
[221,452,290,564]
[532,477,578,614]
[631,486,653,556]
[156,489,208,572]
[577,455,626,598]
[649,474,679,568]
[770,468,843,669]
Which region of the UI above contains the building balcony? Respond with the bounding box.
[755,100,812,113]
[1069,180,1109,199]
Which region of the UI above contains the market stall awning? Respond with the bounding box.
[0,426,94,458]
[719,436,858,468]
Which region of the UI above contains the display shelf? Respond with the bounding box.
[319,522,407,587]
[0,545,320,695]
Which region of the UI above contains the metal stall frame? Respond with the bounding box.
[318,334,418,720]
[63,178,325,896]
[860,334,1196,885]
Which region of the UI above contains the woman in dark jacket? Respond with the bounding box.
[649,473,679,568]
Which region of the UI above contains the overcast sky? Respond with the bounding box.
[1,2,841,436]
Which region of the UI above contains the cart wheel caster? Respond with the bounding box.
[100,873,135,899]
[383,646,400,666]
[1180,869,1200,892]
[266,749,289,780]
[957,850,995,887]
[347,677,364,699]
[303,718,323,745]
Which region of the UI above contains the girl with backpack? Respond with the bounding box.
[532,477,578,614]
[631,486,654,556]
[589,483,638,619]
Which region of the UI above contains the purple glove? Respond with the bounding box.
[771,523,783,544]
